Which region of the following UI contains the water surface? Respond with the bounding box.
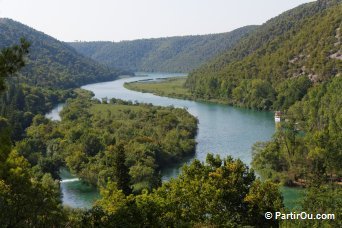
[45,103,65,121]
[59,168,100,209]
[82,73,275,180]
[50,72,276,208]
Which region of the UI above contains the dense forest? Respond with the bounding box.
[0,17,133,153]
[0,82,76,141]
[251,74,342,226]
[124,1,342,226]
[0,0,341,226]
[183,0,341,181]
[0,18,132,89]
[251,75,341,186]
[180,1,341,226]
[22,93,198,193]
[185,0,341,111]
[0,44,285,226]
[69,26,257,73]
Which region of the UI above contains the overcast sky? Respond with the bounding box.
[0,0,315,42]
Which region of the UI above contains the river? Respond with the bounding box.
[46,72,304,209]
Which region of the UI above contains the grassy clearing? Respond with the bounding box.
[90,103,148,117]
[124,77,193,100]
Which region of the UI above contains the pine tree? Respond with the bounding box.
[112,144,131,195]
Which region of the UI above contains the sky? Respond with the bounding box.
[0,0,316,42]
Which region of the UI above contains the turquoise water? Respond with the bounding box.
[59,168,100,209]
[281,186,306,210]
[82,72,275,180]
[49,73,286,209]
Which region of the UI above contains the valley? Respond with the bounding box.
[0,0,341,227]
[53,73,307,211]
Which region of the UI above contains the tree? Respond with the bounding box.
[0,118,11,165]
[0,150,66,227]
[87,181,141,227]
[90,154,284,227]
[149,155,283,226]
[245,180,284,226]
[283,184,342,227]
[81,132,104,156]
[0,40,66,227]
[111,144,131,195]
[0,38,30,91]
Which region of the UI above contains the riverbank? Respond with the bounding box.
[47,73,282,209]
[123,75,314,190]
[124,76,234,105]
[124,77,191,100]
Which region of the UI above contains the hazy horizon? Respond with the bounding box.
[0,0,315,42]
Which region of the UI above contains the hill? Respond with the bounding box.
[68,26,257,73]
[185,0,342,110]
[0,18,130,89]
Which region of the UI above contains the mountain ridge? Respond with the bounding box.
[185,0,341,110]
[68,25,258,73]
[0,18,131,89]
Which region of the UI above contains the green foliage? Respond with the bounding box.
[22,94,197,193]
[232,79,276,110]
[0,43,65,226]
[282,184,342,227]
[81,132,104,157]
[0,82,76,140]
[0,150,66,227]
[0,38,29,91]
[245,180,284,225]
[0,2,339,225]
[84,154,284,227]
[186,0,342,110]
[0,18,132,89]
[252,76,342,185]
[0,118,11,164]
[107,144,131,195]
[87,182,141,227]
[300,185,341,227]
[69,26,257,73]
[124,77,193,101]
[273,76,312,110]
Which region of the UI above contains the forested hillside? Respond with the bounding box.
[1,1,341,226]
[252,76,342,184]
[0,18,131,89]
[69,26,257,72]
[0,41,280,227]
[182,0,342,202]
[186,0,341,111]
